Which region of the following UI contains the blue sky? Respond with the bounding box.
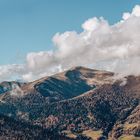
[0,0,140,65]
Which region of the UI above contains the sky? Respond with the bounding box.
[1,0,140,81]
[0,0,140,65]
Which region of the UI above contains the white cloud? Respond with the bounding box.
[82,17,104,31]
[10,83,24,96]
[0,64,26,81]
[122,12,130,20]
[132,5,140,17]
[1,5,140,82]
[22,72,34,82]
[123,5,140,20]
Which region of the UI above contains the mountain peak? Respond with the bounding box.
[0,67,140,139]
[69,66,92,71]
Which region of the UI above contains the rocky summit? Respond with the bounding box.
[0,66,140,140]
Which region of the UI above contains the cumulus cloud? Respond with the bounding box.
[123,5,140,20]
[1,5,140,82]
[0,64,26,81]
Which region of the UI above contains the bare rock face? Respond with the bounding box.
[0,66,140,140]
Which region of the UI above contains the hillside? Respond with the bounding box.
[0,81,25,94]
[0,66,113,119]
[0,67,140,140]
[0,114,75,140]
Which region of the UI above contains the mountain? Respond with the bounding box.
[0,66,113,119]
[0,114,75,140]
[0,66,140,140]
[0,81,25,94]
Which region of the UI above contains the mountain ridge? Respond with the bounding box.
[0,66,140,140]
